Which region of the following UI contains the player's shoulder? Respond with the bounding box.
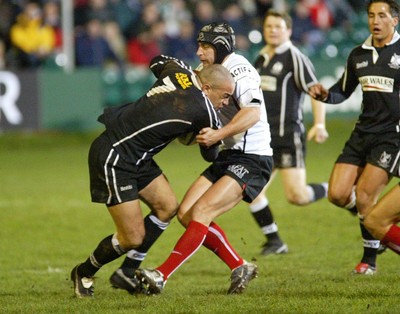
[223,53,260,82]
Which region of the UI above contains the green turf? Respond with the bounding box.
[0,119,398,313]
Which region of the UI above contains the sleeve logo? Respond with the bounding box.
[176,73,193,89]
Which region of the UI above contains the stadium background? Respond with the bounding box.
[0,0,367,132]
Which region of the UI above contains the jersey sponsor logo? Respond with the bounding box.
[271,62,283,75]
[227,164,249,179]
[231,65,251,79]
[120,185,133,191]
[356,61,368,69]
[175,73,193,89]
[359,76,394,93]
[388,53,400,69]
[260,75,277,91]
[377,151,392,169]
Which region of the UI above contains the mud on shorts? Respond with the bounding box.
[271,131,306,168]
[88,132,162,206]
[201,150,273,203]
[336,129,400,178]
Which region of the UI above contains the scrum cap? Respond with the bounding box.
[197,22,236,64]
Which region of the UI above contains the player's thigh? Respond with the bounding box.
[139,174,178,222]
[178,176,213,226]
[108,200,145,248]
[190,175,243,225]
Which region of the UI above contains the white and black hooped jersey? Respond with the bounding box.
[326,32,400,134]
[98,55,220,165]
[219,53,273,156]
[254,41,319,138]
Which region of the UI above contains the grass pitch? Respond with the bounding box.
[0,119,399,313]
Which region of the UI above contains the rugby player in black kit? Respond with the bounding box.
[310,0,400,275]
[70,55,235,298]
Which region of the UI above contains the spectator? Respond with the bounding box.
[126,2,161,40]
[43,1,62,51]
[161,0,192,38]
[305,0,334,30]
[290,0,325,55]
[103,20,126,62]
[109,0,141,39]
[0,0,19,41]
[74,0,115,29]
[165,19,197,65]
[0,37,6,69]
[222,3,250,37]
[75,18,120,68]
[126,21,165,67]
[192,0,217,35]
[10,1,56,68]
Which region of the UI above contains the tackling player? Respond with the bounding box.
[70,55,235,298]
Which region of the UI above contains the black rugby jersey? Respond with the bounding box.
[98,55,220,165]
[254,41,318,138]
[326,33,400,134]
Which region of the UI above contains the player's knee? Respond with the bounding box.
[328,187,348,207]
[286,189,309,205]
[154,199,179,222]
[118,229,146,250]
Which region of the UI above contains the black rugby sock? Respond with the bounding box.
[252,203,282,243]
[78,234,122,277]
[360,222,378,267]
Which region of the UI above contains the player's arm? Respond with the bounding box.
[196,106,260,147]
[310,50,359,103]
[307,97,329,143]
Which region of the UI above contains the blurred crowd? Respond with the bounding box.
[0,0,367,70]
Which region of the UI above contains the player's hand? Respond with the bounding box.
[309,84,329,102]
[196,127,220,147]
[307,124,329,143]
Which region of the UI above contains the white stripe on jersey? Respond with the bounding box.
[280,72,292,137]
[112,119,192,147]
[291,46,318,91]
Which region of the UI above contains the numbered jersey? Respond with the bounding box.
[98,55,220,165]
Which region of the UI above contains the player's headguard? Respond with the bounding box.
[197,22,236,64]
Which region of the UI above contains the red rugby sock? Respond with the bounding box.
[382,224,400,255]
[157,220,208,279]
[202,222,244,270]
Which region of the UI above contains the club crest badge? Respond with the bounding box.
[377,151,392,168]
[271,62,283,75]
[388,53,400,69]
